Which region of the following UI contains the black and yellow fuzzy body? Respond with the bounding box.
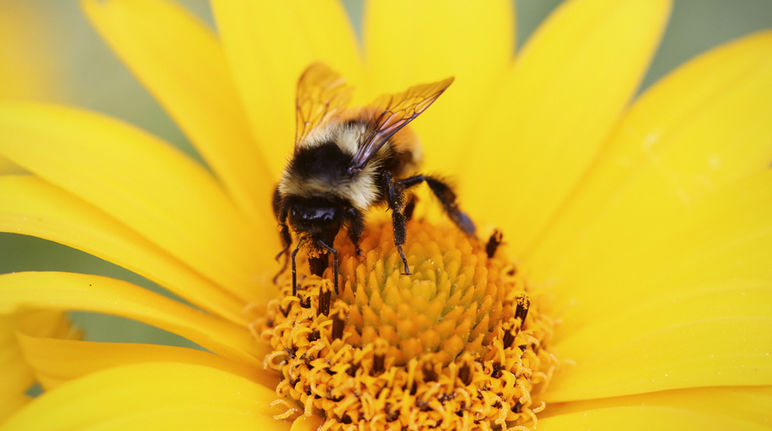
[273,63,475,297]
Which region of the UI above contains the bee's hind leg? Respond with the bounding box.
[381,172,411,275]
[404,194,417,222]
[398,174,476,235]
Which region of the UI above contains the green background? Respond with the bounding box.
[2,0,771,348]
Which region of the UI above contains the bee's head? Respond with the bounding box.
[287,196,344,239]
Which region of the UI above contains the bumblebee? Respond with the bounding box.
[273,63,476,295]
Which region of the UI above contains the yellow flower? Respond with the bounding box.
[1,0,771,429]
[0,0,63,174]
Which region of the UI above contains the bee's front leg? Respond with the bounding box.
[272,186,292,285]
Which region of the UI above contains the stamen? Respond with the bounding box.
[331,308,345,340]
[256,221,557,430]
[317,284,332,316]
[486,229,504,258]
[516,295,530,325]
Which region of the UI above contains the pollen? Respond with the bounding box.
[255,221,558,430]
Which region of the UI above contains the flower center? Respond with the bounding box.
[255,221,557,430]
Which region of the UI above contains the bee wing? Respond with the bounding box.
[349,77,454,174]
[295,62,354,146]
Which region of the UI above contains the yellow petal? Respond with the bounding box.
[0,175,251,325]
[0,157,23,175]
[540,166,772,329]
[544,386,772,428]
[81,0,273,223]
[364,0,514,171]
[555,282,772,362]
[544,316,772,402]
[1,362,290,431]
[15,333,278,390]
[529,31,772,279]
[462,0,671,250]
[0,310,76,423]
[0,102,273,303]
[543,176,772,401]
[0,0,59,100]
[0,272,266,366]
[0,394,27,426]
[537,405,767,431]
[211,0,361,177]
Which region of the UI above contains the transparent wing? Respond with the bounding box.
[295,62,354,146]
[349,77,454,173]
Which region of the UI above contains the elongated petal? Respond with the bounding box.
[0,311,76,423]
[541,165,772,327]
[0,102,273,303]
[0,175,250,325]
[540,178,772,401]
[82,0,274,223]
[544,317,772,402]
[0,157,23,175]
[0,318,30,417]
[0,395,26,426]
[1,362,290,431]
[555,282,772,362]
[15,334,278,390]
[462,0,671,250]
[529,31,772,279]
[364,0,514,172]
[0,272,266,365]
[537,405,767,431]
[544,386,772,428]
[211,0,361,177]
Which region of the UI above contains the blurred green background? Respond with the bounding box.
[1,0,771,348]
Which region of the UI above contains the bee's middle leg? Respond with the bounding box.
[382,172,411,275]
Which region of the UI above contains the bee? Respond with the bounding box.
[273,63,476,296]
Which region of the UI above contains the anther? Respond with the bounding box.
[422,362,438,382]
[515,295,530,326]
[371,339,388,375]
[485,229,503,258]
[332,312,345,340]
[372,353,385,375]
[317,285,332,316]
[458,362,472,386]
[502,328,515,349]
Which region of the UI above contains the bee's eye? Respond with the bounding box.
[291,208,297,217]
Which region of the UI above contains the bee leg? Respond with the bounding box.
[404,195,417,222]
[316,239,339,295]
[272,185,293,284]
[291,240,302,297]
[345,207,364,257]
[382,172,411,275]
[398,175,476,235]
[271,222,292,285]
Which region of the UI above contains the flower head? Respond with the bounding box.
[1,0,771,430]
